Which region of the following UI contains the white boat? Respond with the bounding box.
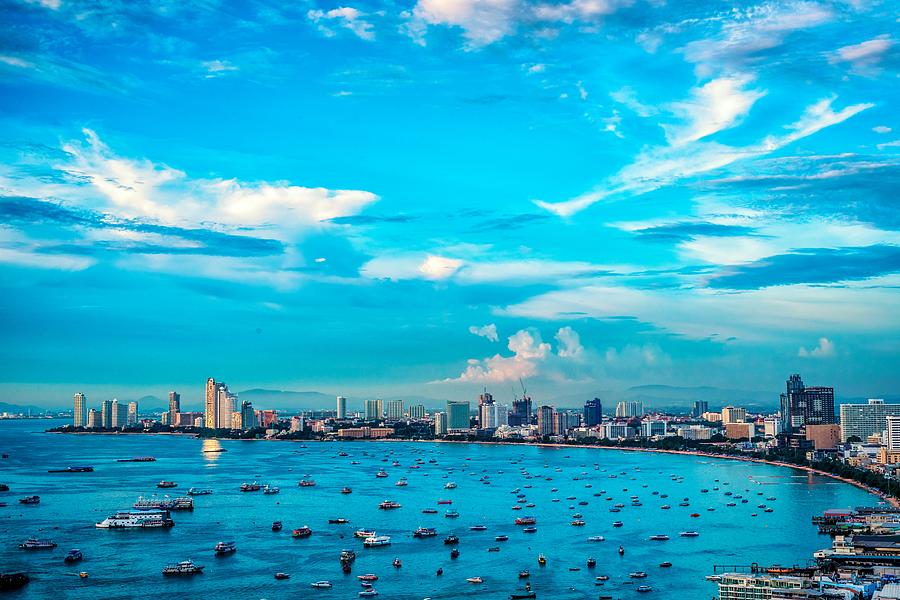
[311,581,333,588]
[355,529,376,538]
[444,482,457,489]
[680,531,700,537]
[359,590,378,597]
[363,535,391,547]
[466,576,483,583]
[588,535,605,542]
[96,510,174,528]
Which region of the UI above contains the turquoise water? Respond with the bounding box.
[0,419,876,599]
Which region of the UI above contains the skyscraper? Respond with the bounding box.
[446,401,470,431]
[386,399,404,420]
[241,400,255,430]
[101,399,113,428]
[168,391,180,425]
[408,404,426,419]
[615,400,643,418]
[87,408,98,428]
[365,399,384,420]
[479,391,493,406]
[537,405,554,436]
[434,412,447,435]
[839,399,900,442]
[509,396,532,426]
[691,400,709,418]
[721,406,747,424]
[73,392,86,427]
[780,374,835,433]
[216,385,235,430]
[583,398,602,427]
[127,401,138,425]
[336,396,347,419]
[204,378,218,428]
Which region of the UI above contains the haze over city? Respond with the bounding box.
[1,0,897,408]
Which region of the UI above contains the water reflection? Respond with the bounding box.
[202,439,224,461]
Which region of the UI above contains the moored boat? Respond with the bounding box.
[214,541,236,555]
[292,526,312,538]
[240,482,261,492]
[414,527,437,538]
[272,521,283,531]
[162,560,203,576]
[96,509,174,529]
[0,573,29,591]
[64,549,84,563]
[187,488,213,496]
[19,538,56,550]
[18,496,40,505]
[311,580,333,588]
[363,535,391,547]
[156,481,177,488]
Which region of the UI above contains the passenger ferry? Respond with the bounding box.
[96,509,175,528]
[214,541,236,555]
[363,535,391,547]
[134,496,193,510]
[187,488,213,496]
[162,560,203,576]
[156,481,177,488]
[19,538,57,550]
[379,500,401,509]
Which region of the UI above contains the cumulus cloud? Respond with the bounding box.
[307,7,375,40]
[555,326,583,358]
[798,337,836,358]
[469,323,499,342]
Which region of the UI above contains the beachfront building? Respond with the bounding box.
[537,405,554,436]
[721,406,747,424]
[615,401,643,418]
[365,399,384,421]
[386,399,404,420]
[336,395,347,419]
[73,392,86,427]
[447,401,470,431]
[780,373,835,433]
[408,404,426,419]
[840,399,900,443]
[434,411,447,435]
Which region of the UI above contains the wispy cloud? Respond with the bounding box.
[799,337,835,358]
[308,6,376,41]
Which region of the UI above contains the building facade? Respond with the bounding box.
[583,398,602,427]
[336,396,347,419]
[127,401,138,425]
[204,378,218,428]
[691,400,709,418]
[840,399,900,443]
[537,405,554,436]
[386,400,404,420]
[509,396,532,426]
[434,411,447,435]
[168,391,180,425]
[615,400,643,418]
[365,399,384,421]
[408,404,426,419]
[805,424,842,450]
[446,401,470,431]
[721,406,747,424]
[73,392,86,427]
[780,373,835,433]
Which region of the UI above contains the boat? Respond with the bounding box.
[612,521,623,527]
[355,529,376,538]
[292,526,312,538]
[413,527,437,538]
[48,466,94,473]
[64,549,84,563]
[117,457,156,462]
[392,558,402,568]
[19,538,56,550]
[329,518,350,524]
[445,509,459,518]
[537,554,546,565]
[357,574,378,581]
[272,521,283,531]
[571,520,585,526]
[134,496,194,510]
[162,560,204,576]
[450,548,460,558]
[466,576,483,583]
[515,516,536,525]
[680,531,699,537]
[275,572,290,580]
[375,471,388,478]
[298,479,316,487]
[240,482,261,492]
[636,585,652,592]
[588,535,605,542]
[263,485,280,495]
[522,526,537,533]
[379,500,401,509]
[311,581,333,588]
[629,571,648,578]
[444,534,459,545]
[363,535,391,547]
[186,488,213,496]
[649,534,669,541]
[422,508,438,514]
[96,509,174,528]
[587,557,596,567]
[18,496,40,505]
[488,546,500,552]
[341,487,353,494]
[395,480,408,487]
[659,561,672,568]
[510,591,536,599]
[0,573,29,591]
[156,481,177,488]
[495,534,509,541]
[340,549,357,564]
[214,541,236,555]
[618,546,625,555]
[359,590,378,597]
[470,524,488,531]
[437,499,453,505]
[445,482,457,489]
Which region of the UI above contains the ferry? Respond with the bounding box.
[263,485,280,495]
[292,526,312,538]
[341,487,353,494]
[680,531,700,537]
[379,501,401,509]
[134,496,194,511]
[363,535,391,547]
[214,541,236,555]
[162,560,204,576]
[355,529,376,538]
[20,538,57,550]
[298,479,316,487]
[156,481,177,488]
[187,488,213,496]
[649,534,669,541]
[96,510,175,528]
[64,549,84,563]
[117,457,156,462]
[495,534,509,541]
[311,581,333,588]
[240,482,261,492]
[18,496,40,505]
[515,516,537,525]
[413,527,437,538]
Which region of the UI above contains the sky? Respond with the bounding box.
[0,0,898,408]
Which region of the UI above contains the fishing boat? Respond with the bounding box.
[156,481,177,488]
[18,496,40,505]
[379,500,401,509]
[357,574,378,581]
[162,560,204,576]
[292,526,312,538]
[537,554,547,565]
[272,521,283,531]
[214,541,236,555]
[363,535,391,547]
[298,479,316,487]
[187,488,213,496]
[275,572,290,580]
[341,487,353,494]
[515,516,536,525]
[240,482,261,492]
[392,558,402,568]
[649,534,669,541]
[64,549,84,563]
[311,581,333,588]
[263,485,279,495]
[413,527,437,538]
[355,529,376,538]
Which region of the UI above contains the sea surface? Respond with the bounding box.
[0,419,877,599]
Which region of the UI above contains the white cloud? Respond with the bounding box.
[663,75,766,146]
[409,0,519,47]
[361,253,464,281]
[798,337,836,358]
[873,126,892,134]
[610,86,657,117]
[532,0,634,23]
[201,59,239,78]
[469,324,499,342]
[555,326,583,358]
[420,255,464,280]
[0,55,35,69]
[830,35,893,74]
[308,7,375,40]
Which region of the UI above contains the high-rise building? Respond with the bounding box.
[691,400,709,418]
[127,401,138,425]
[509,396,532,426]
[583,398,602,427]
[615,400,643,418]
[101,400,113,428]
[168,391,180,425]
[479,391,493,406]
[204,378,218,428]
[805,424,842,450]
[73,392,87,427]
[216,385,235,430]
[721,406,747,424]
[87,408,99,428]
[839,399,900,442]
[887,416,900,452]
[336,396,347,419]
[110,399,121,428]
[231,411,242,429]
[480,403,508,429]
[434,412,447,435]
[386,399,404,420]
[446,401,470,431]
[641,420,666,437]
[240,400,255,430]
[552,411,580,435]
[780,374,835,433]
[537,405,554,436]
[408,404,426,419]
[365,399,384,421]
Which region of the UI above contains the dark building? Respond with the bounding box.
[691,400,708,419]
[583,398,602,427]
[780,373,835,433]
[509,396,532,426]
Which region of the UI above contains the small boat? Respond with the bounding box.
[495,535,509,541]
[272,521,283,531]
[64,549,84,563]
[571,520,585,526]
[341,487,353,494]
[510,591,536,599]
[214,541,236,555]
[19,538,57,550]
[162,560,204,576]
[187,488,213,496]
[629,571,648,578]
[414,527,437,538]
[156,481,177,488]
[292,526,313,538]
[375,471,388,478]
[466,576,483,583]
[263,485,280,495]
[588,535,605,542]
[363,535,391,547]
[18,496,40,505]
[636,585,652,592]
[355,529,376,538]
[48,466,94,473]
[612,521,623,527]
[329,518,350,524]
[537,554,546,565]
[395,480,408,486]
[379,500,401,510]
[618,546,625,555]
[240,482,261,492]
[422,508,438,514]
[437,499,453,505]
[298,479,316,487]
[275,572,290,580]
[311,581,333,588]
[444,534,459,545]
[515,516,536,525]
[445,482,457,489]
[0,573,29,591]
[470,525,488,531]
[392,558,402,568]
[518,570,530,578]
[587,557,596,567]
[680,531,699,537]
[359,590,378,597]
[78,572,88,578]
[649,534,669,541]
[522,526,537,533]
[488,546,500,552]
[445,509,459,518]
[357,574,378,581]
[659,561,672,568]
[117,457,156,462]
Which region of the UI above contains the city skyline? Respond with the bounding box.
[1,0,898,406]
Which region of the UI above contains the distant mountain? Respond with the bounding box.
[620,385,777,411]
[237,389,333,409]
[0,401,47,414]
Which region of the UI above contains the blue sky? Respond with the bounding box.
[0,0,898,408]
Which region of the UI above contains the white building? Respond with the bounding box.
[640,420,666,437]
[434,412,447,435]
[73,392,86,427]
[386,400,404,420]
[886,415,900,451]
[763,418,781,438]
[336,396,347,419]
[408,404,426,419]
[840,399,900,443]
